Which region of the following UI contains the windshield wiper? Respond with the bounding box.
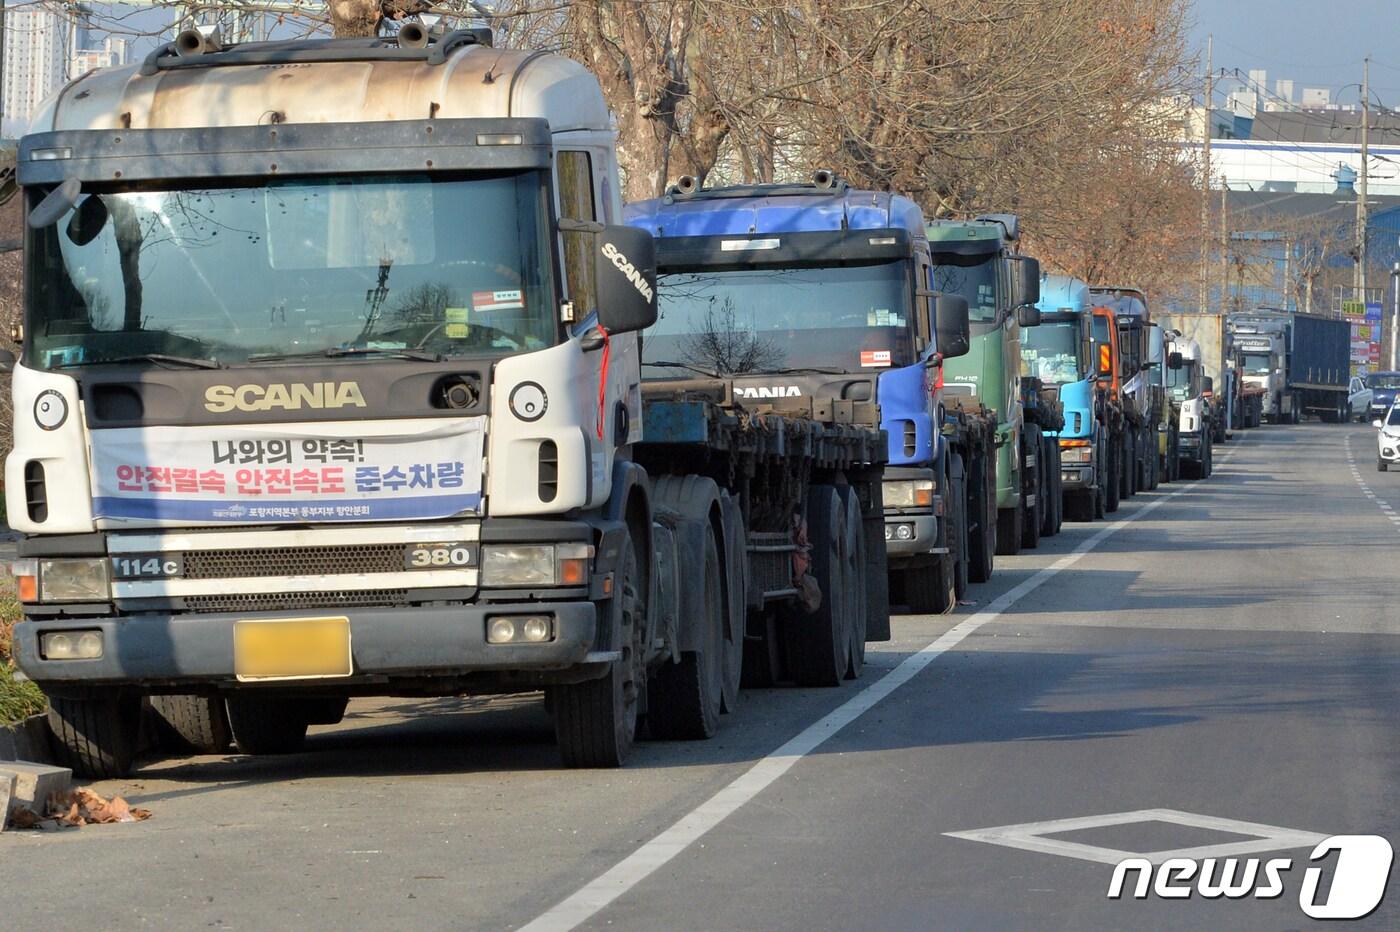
[770,366,847,376]
[56,353,223,370]
[248,347,442,363]
[644,360,723,378]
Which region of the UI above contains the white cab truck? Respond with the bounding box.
[1167,337,1212,478]
[5,30,889,777]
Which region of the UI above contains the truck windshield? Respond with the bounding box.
[25,171,556,368]
[642,261,915,376]
[1167,361,1195,399]
[1020,320,1081,384]
[1368,374,1400,389]
[1242,353,1272,374]
[930,253,997,322]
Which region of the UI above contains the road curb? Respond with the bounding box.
[0,713,56,765]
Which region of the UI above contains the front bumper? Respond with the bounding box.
[1060,465,1095,490]
[13,600,601,688]
[884,514,938,558]
[1179,432,1204,461]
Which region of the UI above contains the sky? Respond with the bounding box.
[1190,0,1400,108]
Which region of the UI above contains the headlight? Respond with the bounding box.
[884,479,934,509]
[1060,446,1092,464]
[480,543,592,587]
[39,558,111,602]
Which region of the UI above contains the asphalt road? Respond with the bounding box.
[3,422,1398,931]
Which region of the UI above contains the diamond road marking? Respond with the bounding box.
[945,809,1328,866]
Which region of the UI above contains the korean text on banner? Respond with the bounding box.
[89,418,485,523]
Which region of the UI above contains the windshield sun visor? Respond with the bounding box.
[17,119,552,186]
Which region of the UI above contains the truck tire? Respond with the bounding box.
[1039,434,1056,537]
[948,454,970,599]
[788,485,851,687]
[716,492,747,714]
[966,447,996,582]
[838,488,867,679]
[150,694,232,754]
[1202,435,1214,478]
[226,696,312,755]
[1122,431,1136,499]
[47,691,141,779]
[553,531,648,766]
[647,522,724,740]
[1105,437,1121,513]
[1020,428,1042,550]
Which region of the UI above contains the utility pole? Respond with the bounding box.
[1200,35,1213,313]
[1391,261,1399,371]
[1355,56,1371,300]
[1220,178,1230,313]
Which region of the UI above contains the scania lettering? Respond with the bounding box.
[5,29,888,777]
[204,381,369,413]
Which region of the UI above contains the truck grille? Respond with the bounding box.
[184,589,409,614]
[183,544,403,579]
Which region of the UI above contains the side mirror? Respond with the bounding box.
[1168,351,1183,370]
[0,349,14,373]
[1203,376,1214,394]
[1009,255,1041,308]
[933,294,970,359]
[1374,419,1384,429]
[1016,305,1041,328]
[589,222,658,335]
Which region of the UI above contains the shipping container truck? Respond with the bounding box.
[1230,310,1351,423]
[4,30,891,777]
[626,177,992,615]
[1026,274,1109,520]
[1157,312,1245,441]
[928,216,1049,554]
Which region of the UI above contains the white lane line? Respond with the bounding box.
[520,455,1236,932]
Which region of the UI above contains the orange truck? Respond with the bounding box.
[1089,305,1129,514]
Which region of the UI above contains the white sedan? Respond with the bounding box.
[1349,375,1373,422]
[1376,399,1400,471]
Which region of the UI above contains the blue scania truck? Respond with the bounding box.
[626,173,997,616]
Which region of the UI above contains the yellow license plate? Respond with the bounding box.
[234,616,353,682]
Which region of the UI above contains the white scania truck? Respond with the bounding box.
[6,29,889,777]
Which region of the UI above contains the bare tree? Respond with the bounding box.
[681,301,784,374]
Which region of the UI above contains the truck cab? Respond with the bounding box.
[1027,274,1106,520]
[1231,316,1290,423]
[1169,337,1213,478]
[1089,303,1128,512]
[1094,287,1159,496]
[928,215,1045,554]
[624,176,979,615]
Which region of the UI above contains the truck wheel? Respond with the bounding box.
[1123,432,1137,499]
[1039,435,1056,538]
[150,694,232,753]
[1203,436,1214,478]
[966,448,996,583]
[902,558,955,615]
[788,485,851,687]
[948,455,970,600]
[839,488,867,679]
[646,523,723,739]
[1051,442,1064,534]
[717,492,747,714]
[47,691,142,779]
[1105,438,1121,513]
[226,696,312,755]
[1020,431,1042,550]
[553,531,647,765]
